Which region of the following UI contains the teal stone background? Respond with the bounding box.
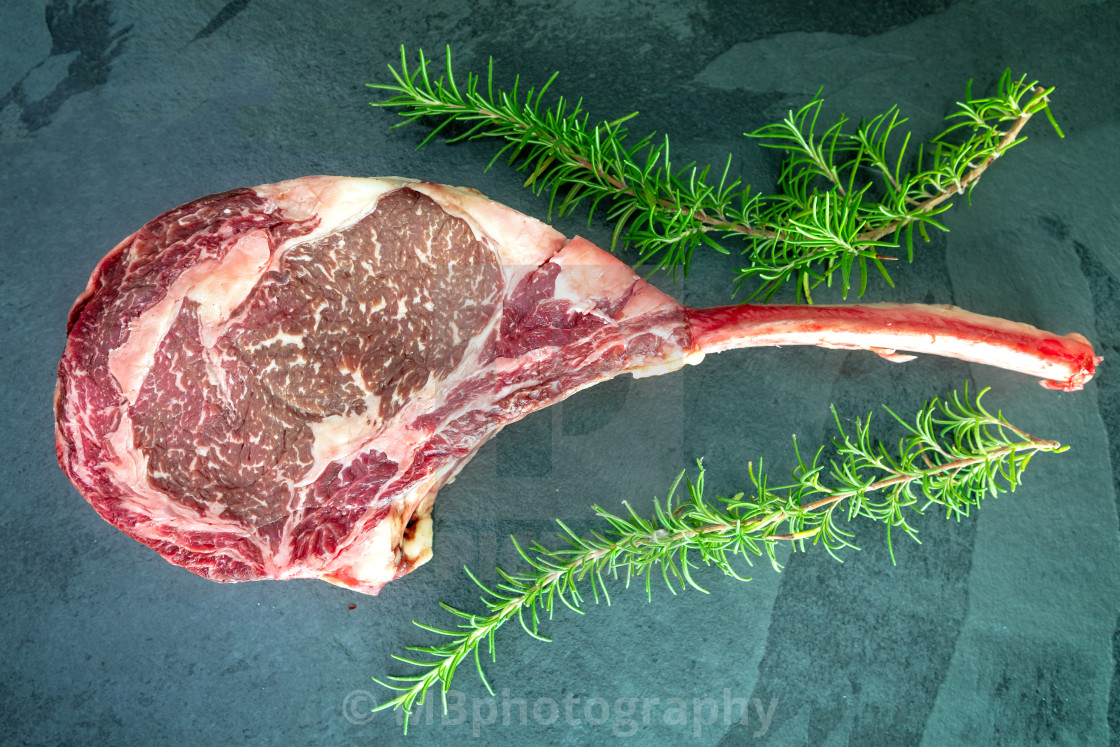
[2,0,1118,743]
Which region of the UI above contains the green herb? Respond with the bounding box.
[372,386,1063,731]
[369,47,1061,301]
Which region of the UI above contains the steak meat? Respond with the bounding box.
[54,176,1100,594]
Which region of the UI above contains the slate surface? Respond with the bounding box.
[2,0,1118,744]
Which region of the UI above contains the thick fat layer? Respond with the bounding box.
[108,229,273,405]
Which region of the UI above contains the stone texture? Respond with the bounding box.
[1,0,1117,743]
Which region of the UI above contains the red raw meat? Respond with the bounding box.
[54,176,1100,594]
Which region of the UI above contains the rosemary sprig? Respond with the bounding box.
[370,48,1061,301]
[372,386,1064,731]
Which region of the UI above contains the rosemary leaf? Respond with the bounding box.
[371,385,1064,732]
[369,49,1061,301]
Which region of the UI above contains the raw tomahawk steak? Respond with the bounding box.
[55,176,1099,594]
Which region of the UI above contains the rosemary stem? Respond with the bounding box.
[665,432,1059,542]
[861,86,1048,243]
